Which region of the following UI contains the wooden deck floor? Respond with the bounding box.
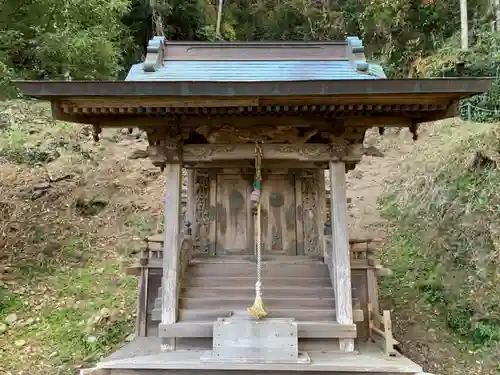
[99,337,422,374]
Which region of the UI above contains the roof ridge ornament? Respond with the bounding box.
[345,36,369,73]
[144,36,166,73]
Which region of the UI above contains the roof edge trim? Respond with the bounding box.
[13,78,493,98]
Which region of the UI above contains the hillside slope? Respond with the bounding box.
[0,100,167,374]
[378,120,500,375]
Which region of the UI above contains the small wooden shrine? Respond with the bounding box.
[16,36,491,375]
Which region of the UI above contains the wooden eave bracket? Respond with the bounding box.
[144,36,166,72]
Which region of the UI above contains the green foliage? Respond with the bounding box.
[380,121,500,348]
[0,0,495,98]
[0,101,79,165]
[226,0,346,41]
[0,0,133,90]
[415,27,500,122]
[0,61,19,99]
[359,0,492,77]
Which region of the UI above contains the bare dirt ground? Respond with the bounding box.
[346,127,416,238]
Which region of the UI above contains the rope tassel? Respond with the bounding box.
[248,143,267,320]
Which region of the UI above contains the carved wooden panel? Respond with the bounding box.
[301,169,321,256]
[216,174,251,255]
[260,175,297,255]
[193,170,210,254]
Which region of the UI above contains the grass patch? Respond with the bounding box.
[0,100,99,166]
[33,261,136,369]
[0,287,23,321]
[16,234,93,278]
[0,100,154,374]
[379,120,500,361]
[121,213,161,237]
[1,251,137,374]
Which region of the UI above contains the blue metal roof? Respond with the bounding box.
[126,60,386,82]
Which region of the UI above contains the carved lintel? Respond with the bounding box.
[274,144,331,160]
[181,143,364,163]
[183,145,236,161]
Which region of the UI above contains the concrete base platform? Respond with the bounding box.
[97,338,422,374]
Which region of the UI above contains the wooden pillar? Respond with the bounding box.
[147,128,184,350]
[161,162,183,325]
[329,160,355,352]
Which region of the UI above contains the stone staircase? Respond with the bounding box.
[152,256,358,341]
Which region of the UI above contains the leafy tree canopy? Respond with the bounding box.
[0,0,498,108]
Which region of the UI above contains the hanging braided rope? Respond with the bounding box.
[247,142,267,320]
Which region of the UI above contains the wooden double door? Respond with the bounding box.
[215,172,299,256]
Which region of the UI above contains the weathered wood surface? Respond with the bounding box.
[182,143,363,162]
[147,233,383,247]
[185,170,196,227]
[216,174,251,255]
[159,321,357,339]
[328,161,354,352]
[260,175,297,255]
[177,308,336,321]
[179,296,336,310]
[316,169,327,259]
[135,267,149,337]
[152,238,193,322]
[125,255,379,275]
[157,254,363,341]
[159,163,182,347]
[210,318,301,363]
[368,306,399,357]
[108,370,421,375]
[208,174,217,256]
[181,286,335,298]
[97,341,423,373]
